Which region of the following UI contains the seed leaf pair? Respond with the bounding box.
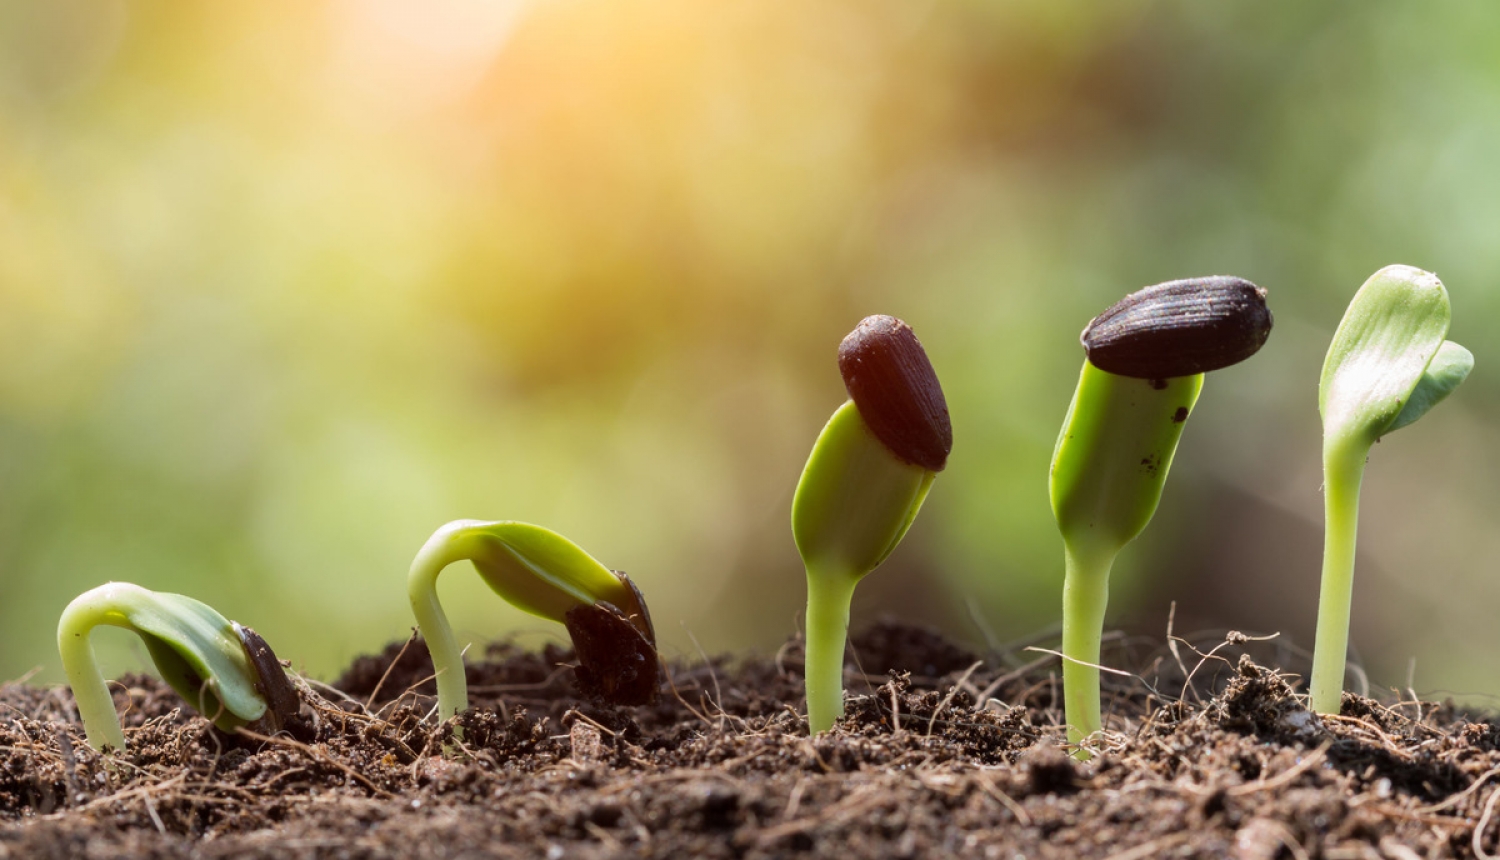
[407,520,658,719]
[1309,265,1472,714]
[58,582,297,751]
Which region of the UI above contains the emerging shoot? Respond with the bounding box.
[58,582,297,752]
[792,315,951,734]
[407,520,658,719]
[1310,265,1472,715]
[1051,277,1271,753]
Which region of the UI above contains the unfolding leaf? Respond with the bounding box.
[1319,265,1457,446]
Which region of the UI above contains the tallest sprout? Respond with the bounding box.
[1310,265,1472,715]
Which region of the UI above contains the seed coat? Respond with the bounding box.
[838,315,952,471]
[565,600,660,706]
[234,623,300,730]
[1082,276,1272,379]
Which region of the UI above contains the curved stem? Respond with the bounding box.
[1309,439,1368,714]
[408,527,480,720]
[803,568,858,734]
[1061,545,1115,758]
[57,584,144,751]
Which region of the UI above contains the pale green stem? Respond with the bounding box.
[804,567,859,734]
[1061,545,1115,756]
[57,586,140,752]
[1309,438,1368,715]
[408,530,479,721]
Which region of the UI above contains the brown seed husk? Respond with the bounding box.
[1082,276,1272,379]
[610,570,656,649]
[838,315,952,471]
[235,623,300,730]
[564,600,660,706]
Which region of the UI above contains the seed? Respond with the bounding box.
[837,315,952,471]
[234,623,300,729]
[565,600,660,706]
[1082,277,1273,379]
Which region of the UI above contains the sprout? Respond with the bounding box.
[407,520,658,719]
[1309,265,1472,715]
[792,315,951,734]
[1051,277,1271,752]
[57,582,298,752]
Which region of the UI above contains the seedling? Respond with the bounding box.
[58,582,297,752]
[1309,265,1472,714]
[1051,277,1271,752]
[407,520,658,719]
[792,315,951,734]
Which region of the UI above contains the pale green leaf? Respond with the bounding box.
[1319,265,1452,447]
[1386,339,1473,433]
[457,521,630,623]
[82,584,266,725]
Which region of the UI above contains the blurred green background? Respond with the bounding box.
[4,0,1499,704]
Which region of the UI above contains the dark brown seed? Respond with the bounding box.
[565,601,660,706]
[838,315,952,472]
[234,623,300,731]
[612,570,657,648]
[1081,276,1273,379]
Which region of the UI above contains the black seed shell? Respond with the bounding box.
[838,315,952,471]
[1081,276,1272,379]
[234,623,300,731]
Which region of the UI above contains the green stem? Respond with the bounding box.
[1309,439,1368,714]
[57,584,140,752]
[408,528,478,721]
[1061,547,1115,755]
[804,568,859,734]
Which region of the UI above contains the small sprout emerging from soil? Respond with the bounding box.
[57,582,297,752]
[792,315,951,734]
[1052,277,1271,752]
[407,520,658,719]
[1309,265,1472,715]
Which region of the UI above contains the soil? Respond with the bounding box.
[3,621,1499,859]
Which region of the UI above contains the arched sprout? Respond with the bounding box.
[58,582,297,751]
[407,520,658,720]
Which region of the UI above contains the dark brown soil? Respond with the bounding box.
[4,622,1499,858]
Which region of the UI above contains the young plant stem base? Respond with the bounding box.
[803,570,859,734]
[407,533,479,722]
[1050,368,1202,759]
[1308,440,1366,715]
[56,602,129,753]
[1061,548,1114,754]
